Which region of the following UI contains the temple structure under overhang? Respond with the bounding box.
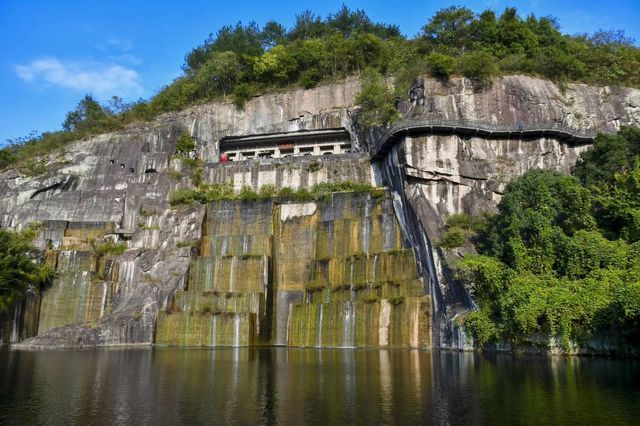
[218,128,352,161]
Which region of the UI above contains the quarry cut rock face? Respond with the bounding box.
[1,75,639,349]
[405,75,640,130]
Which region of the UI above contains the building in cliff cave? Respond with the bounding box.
[218,128,352,161]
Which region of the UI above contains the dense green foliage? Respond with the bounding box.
[455,128,640,349]
[174,133,196,157]
[2,5,640,170]
[354,69,399,126]
[62,95,124,134]
[438,213,481,249]
[0,226,55,313]
[573,127,640,242]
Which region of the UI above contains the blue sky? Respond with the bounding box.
[1,0,639,145]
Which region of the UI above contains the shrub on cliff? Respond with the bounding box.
[438,213,482,249]
[0,226,55,313]
[232,83,254,109]
[168,181,377,206]
[439,227,466,249]
[426,52,456,79]
[459,51,498,85]
[175,133,196,157]
[355,69,399,127]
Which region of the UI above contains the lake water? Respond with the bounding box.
[1,348,638,425]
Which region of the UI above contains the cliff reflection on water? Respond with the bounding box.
[1,348,639,425]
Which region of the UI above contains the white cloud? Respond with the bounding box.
[108,53,143,66]
[97,36,134,52]
[14,57,142,98]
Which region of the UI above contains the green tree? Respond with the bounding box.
[0,227,55,312]
[184,21,263,72]
[572,127,640,188]
[288,10,326,41]
[195,51,242,97]
[534,46,586,81]
[482,169,594,273]
[468,10,500,53]
[496,7,539,56]
[456,129,640,349]
[326,5,400,39]
[148,77,199,114]
[253,45,298,85]
[459,51,498,85]
[427,52,456,79]
[354,69,399,126]
[592,161,640,242]
[288,38,330,88]
[62,94,119,134]
[260,20,286,49]
[421,6,475,53]
[351,32,384,72]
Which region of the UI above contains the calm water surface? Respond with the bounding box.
[0,347,638,425]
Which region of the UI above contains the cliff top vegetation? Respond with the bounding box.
[1,5,639,170]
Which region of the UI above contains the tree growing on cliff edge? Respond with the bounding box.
[62,95,121,135]
[194,51,242,97]
[354,69,399,127]
[0,226,55,313]
[3,5,640,174]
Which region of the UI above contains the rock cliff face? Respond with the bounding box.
[155,194,429,349]
[1,75,639,349]
[384,75,640,347]
[395,74,640,234]
[0,78,370,348]
[406,74,640,130]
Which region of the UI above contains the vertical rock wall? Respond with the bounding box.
[3,75,640,348]
[156,191,431,348]
[156,201,272,346]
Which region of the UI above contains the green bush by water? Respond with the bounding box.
[0,225,55,313]
[454,128,640,349]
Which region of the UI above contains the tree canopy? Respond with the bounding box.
[0,226,55,313]
[455,128,640,350]
[3,5,640,171]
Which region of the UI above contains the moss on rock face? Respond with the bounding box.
[156,200,275,346]
[287,297,430,348]
[21,188,429,348]
[282,191,430,348]
[156,311,256,347]
[38,271,114,335]
[156,190,431,348]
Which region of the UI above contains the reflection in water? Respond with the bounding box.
[1,348,639,425]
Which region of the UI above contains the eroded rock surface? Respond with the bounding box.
[2,75,639,348]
